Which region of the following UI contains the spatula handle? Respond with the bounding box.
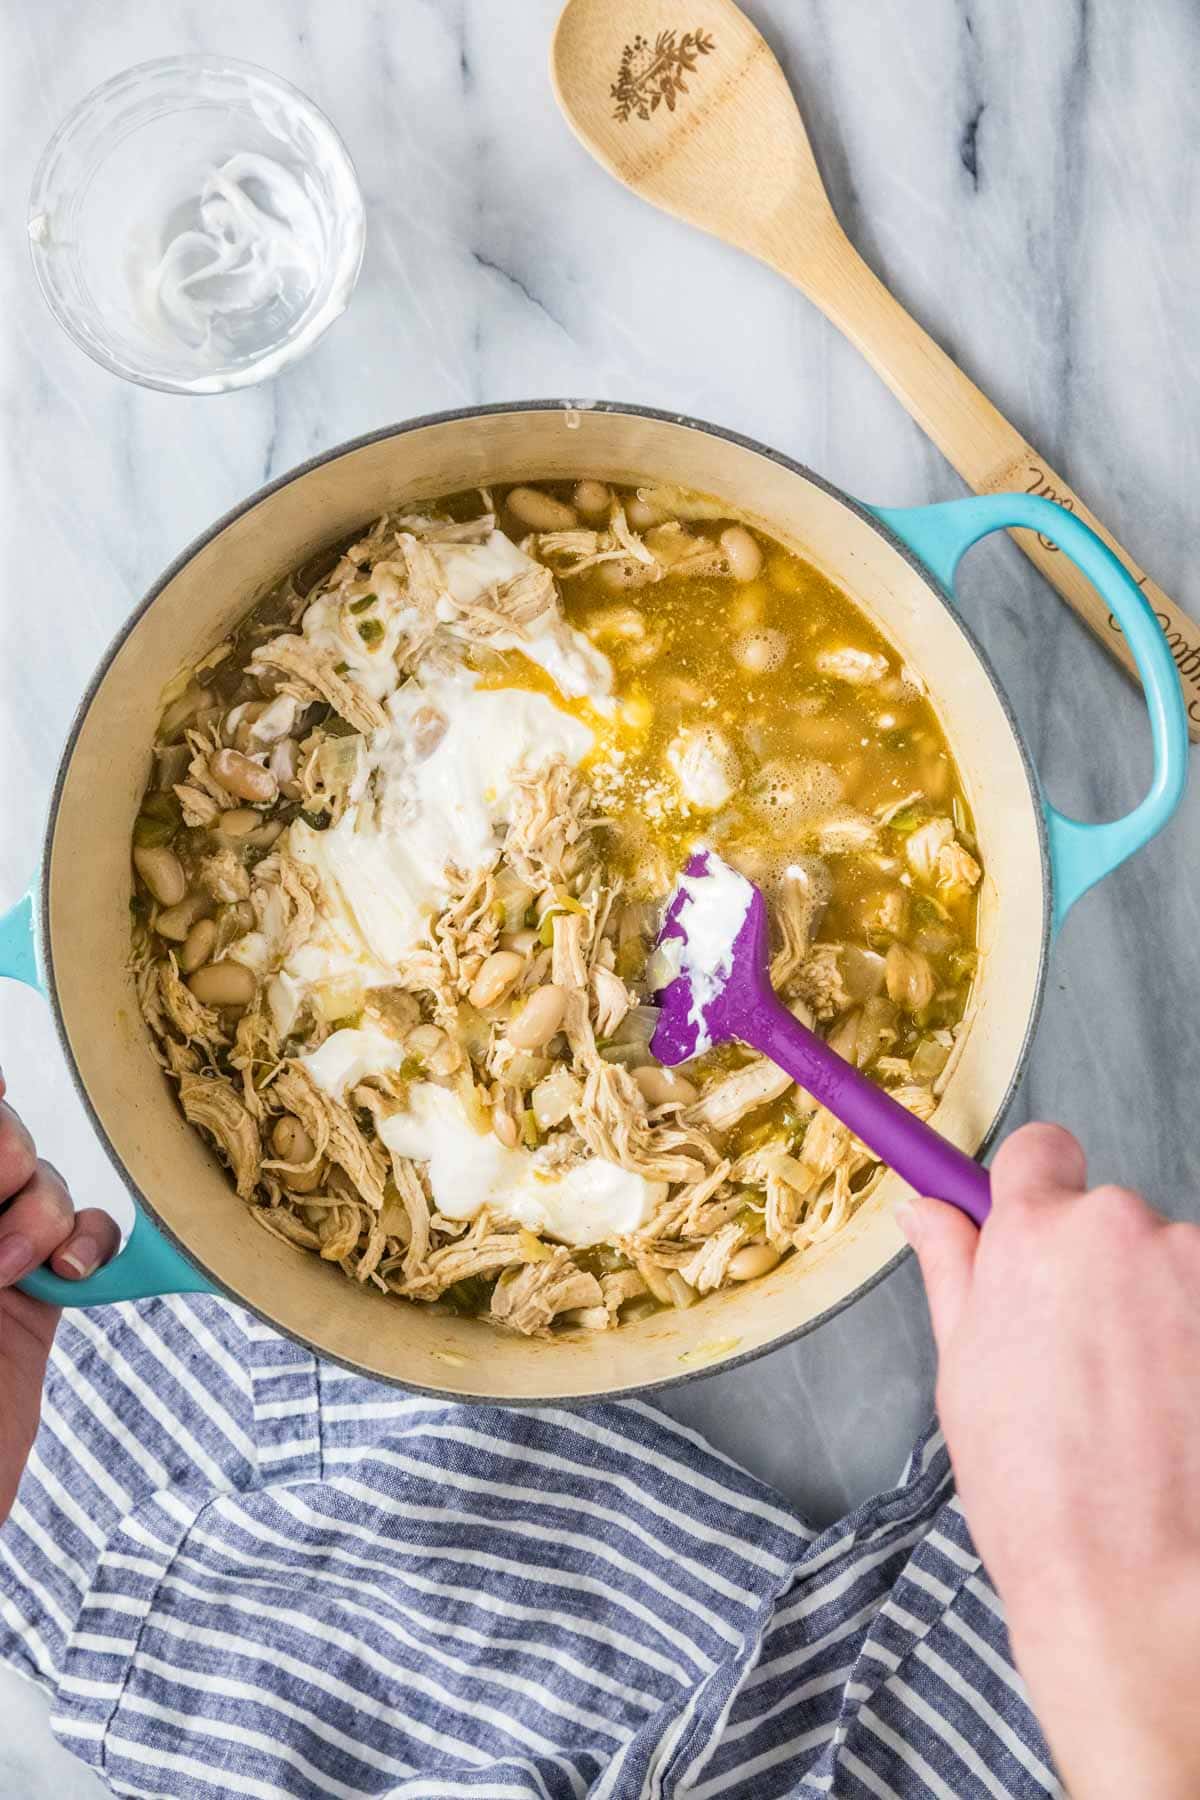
[746,993,992,1225]
[791,234,1200,741]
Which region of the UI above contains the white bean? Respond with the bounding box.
[633,1066,699,1106]
[598,558,647,591]
[187,960,256,1007]
[492,1108,520,1149]
[728,1243,783,1281]
[269,737,301,799]
[217,807,259,839]
[531,1067,582,1130]
[720,525,764,582]
[284,1164,326,1195]
[468,950,525,1010]
[625,497,665,530]
[209,748,277,805]
[728,584,767,630]
[134,846,186,907]
[507,984,567,1050]
[178,918,216,974]
[155,891,210,942]
[407,1023,448,1060]
[272,1115,316,1162]
[245,819,284,851]
[506,486,578,531]
[734,628,788,674]
[229,701,268,753]
[573,479,610,519]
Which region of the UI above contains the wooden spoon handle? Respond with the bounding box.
[792,233,1200,740]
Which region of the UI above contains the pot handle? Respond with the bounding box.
[0,888,216,1306]
[872,494,1188,928]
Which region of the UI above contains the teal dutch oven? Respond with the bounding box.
[0,404,1186,1401]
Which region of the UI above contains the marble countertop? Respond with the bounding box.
[3,1,1198,1789]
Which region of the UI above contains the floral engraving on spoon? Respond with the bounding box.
[611,28,715,123]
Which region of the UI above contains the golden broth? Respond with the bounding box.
[485,482,979,1139]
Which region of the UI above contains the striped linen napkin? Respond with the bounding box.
[0,1297,1059,1798]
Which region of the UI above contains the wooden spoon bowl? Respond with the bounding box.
[552,0,1200,736]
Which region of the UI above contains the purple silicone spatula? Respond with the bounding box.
[650,851,992,1225]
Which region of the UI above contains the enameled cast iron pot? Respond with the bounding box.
[0,402,1186,1401]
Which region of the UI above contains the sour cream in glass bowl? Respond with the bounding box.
[28,56,365,394]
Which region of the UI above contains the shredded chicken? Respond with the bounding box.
[885,943,937,1015]
[601,1268,647,1317]
[551,910,589,991]
[178,1073,261,1198]
[794,945,852,1022]
[572,1063,709,1183]
[799,1107,857,1182]
[889,1084,939,1122]
[505,758,592,889]
[735,1143,818,1246]
[905,816,957,886]
[813,809,879,855]
[163,1037,202,1077]
[253,1207,322,1252]
[227,1005,279,1119]
[591,965,631,1038]
[252,635,388,734]
[175,783,221,828]
[769,859,831,991]
[271,1066,388,1211]
[181,729,233,810]
[156,958,227,1050]
[197,848,251,904]
[403,1223,530,1298]
[679,1223,744,1295]
[815,646,889,685]
[490,1248,604,1335]
[938,839,982,896]
[386,1158,430,1273]
[685,1058,794,1133]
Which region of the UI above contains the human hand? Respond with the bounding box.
[899,1123,1200,1800]
[0,1072,119,1523]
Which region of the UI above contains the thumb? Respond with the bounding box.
[897,1195,978,1351]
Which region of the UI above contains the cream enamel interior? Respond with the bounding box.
[45,407,1047,1399]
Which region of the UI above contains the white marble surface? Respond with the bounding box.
[2,1,1199,1790]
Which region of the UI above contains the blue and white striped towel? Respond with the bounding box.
[0,1297,1059,1798]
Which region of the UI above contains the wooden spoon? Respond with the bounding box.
[551,0,1200,739]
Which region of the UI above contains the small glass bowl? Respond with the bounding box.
[28,56,365,394]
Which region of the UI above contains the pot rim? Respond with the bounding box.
[38,398,1051,1402]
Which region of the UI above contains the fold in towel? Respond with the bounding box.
[0,1298,1058,1798]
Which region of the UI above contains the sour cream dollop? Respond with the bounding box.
[147,154,324,352]
[298,1032,664,1246]
[256,669,594,1033]
[433,533,614,704]
[299,1024,410,1099]
[376,1081,665,1246]
[299,531,613,709]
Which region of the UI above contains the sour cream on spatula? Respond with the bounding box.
[650,854,755,1057]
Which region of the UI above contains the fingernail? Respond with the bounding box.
[893,1198,918,1242]
[58,1239,101,1280]
[0,1233,35,1284]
